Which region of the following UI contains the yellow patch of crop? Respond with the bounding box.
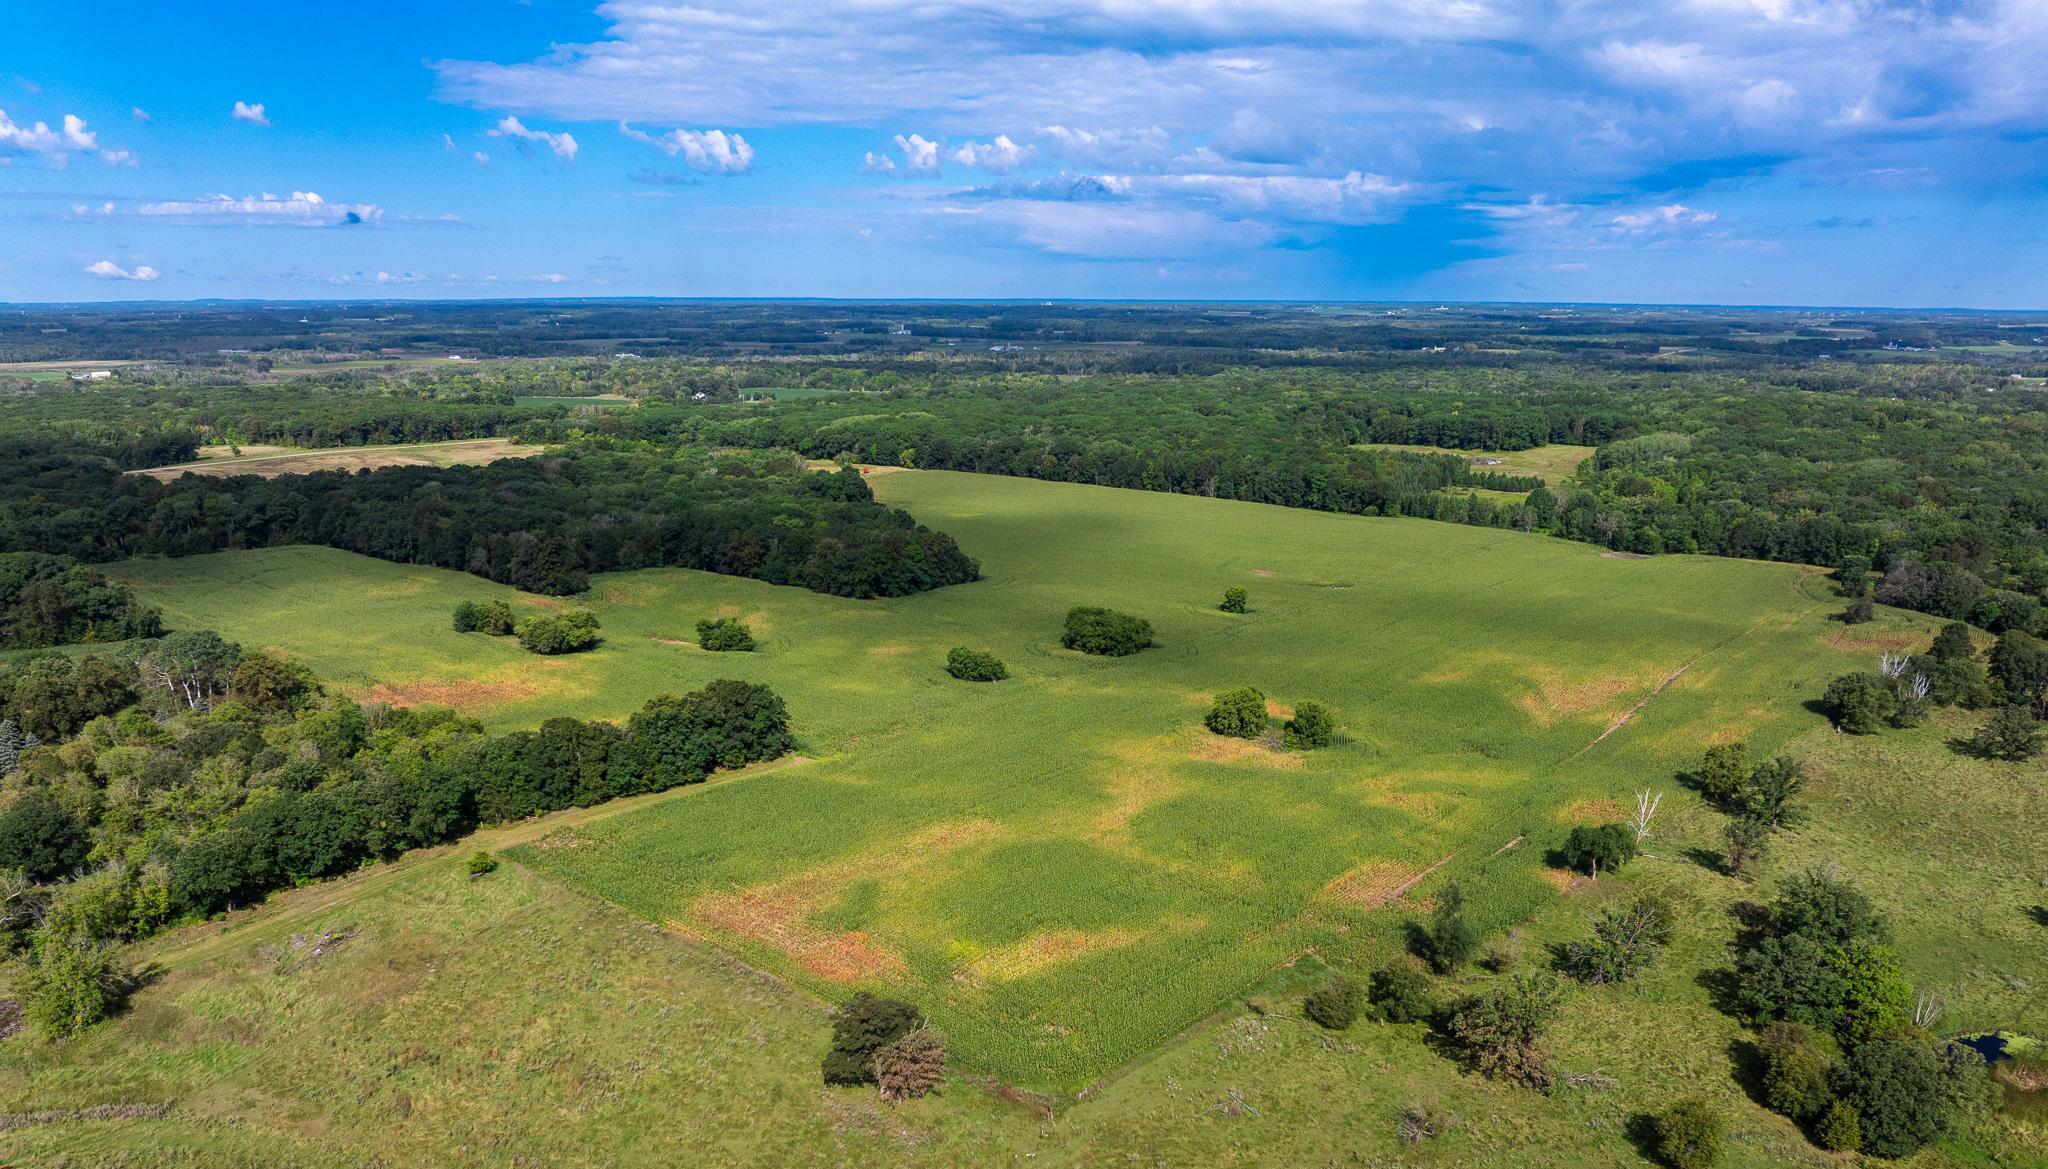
[1514,665,1656,728]
[1323,853,1452,908]
[968,928,1144,982]
[1556,797,1626,823]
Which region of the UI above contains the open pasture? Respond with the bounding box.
[112,470,1886,1089]
[127,437,543,480]
[1358,442,1596,485]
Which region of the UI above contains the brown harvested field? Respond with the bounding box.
[129,437,543,480]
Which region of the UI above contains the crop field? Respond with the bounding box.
[1359,442,1596,485]
[127,437,543,480]
[111,470,1895,1090]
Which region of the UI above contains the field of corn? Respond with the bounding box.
[115,469,1903,1090]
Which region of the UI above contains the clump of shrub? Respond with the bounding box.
[1303,975,1363,1030]
[1650,1098,1725,1169]
[1396,1103,1453,1144]
[515,610,601,655]
[453,600,516,635]
[1558,895,1672,984]
[1968,704,2044,761]
[18,937,135,1038]
[466,850,499,878]
[1444,972,1562,1089]
[1812,1099,1862,1151]
[1284,700,1335,748]
[1204,686,1268,739]
[1756,1021,1834,1122]
[1370,955,1434,1023]
[944,646,1007,682]
[695,616,756,652]
[1558,822,1637,879]
[822,992,923,1086]
[1219,587,1249,614]
[1822,672,1896,734]
[1061,607,1153,656]
[872,1026,947,1100]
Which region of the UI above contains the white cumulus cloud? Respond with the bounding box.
[85,259,160,281]
[618,123,753,172]
[951,134,1034,173]
[0,109,132,165]
[488,115,577,161]
[232,101,270,126]
[893,133,941,175]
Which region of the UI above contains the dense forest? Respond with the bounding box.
[0,445,979,597]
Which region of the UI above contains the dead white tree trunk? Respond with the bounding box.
[1632,789,1662,843]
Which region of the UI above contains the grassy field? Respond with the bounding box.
[513,394,634,408]
[111,470,1886,1091]
[1360,442,1597,485]
[128,438,543,480]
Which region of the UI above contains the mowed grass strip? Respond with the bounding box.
[127,437,542,480]
[1356,441,1597,485]
[116,470,1887,1089]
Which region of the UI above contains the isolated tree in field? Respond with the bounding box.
[1220,586,1249,614]
[1968,704,2045,761]
[1370,955,1434,1022]
[1822,672,1895,734]
[944,646,1007,681]
[822,992,923,1086]
[1559,895,1673,984]
[452,601,485,632]
[695,616,756,652]
[1285,701,1336,749]
[1205,687,1268,739]
[1303,975,1363,1030]
[1060,606,1153,656]
[1842,594,1874,625]
[872,1026,946,1100]
[1559,822,1637,879]
[1721,815,1772,878]
[1651,1099,1725,1169]
[1446,973,1562,1088]
[1695,741,1749,805]
[1989,629,2048,710]
[1422,882,1477,974]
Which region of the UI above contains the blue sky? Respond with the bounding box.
[4,0,2044,306]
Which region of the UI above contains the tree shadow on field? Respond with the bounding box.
[2026,905,2048,929]
[1725,1037,1773,1110]
[1683,846,1731,876]
[1621,1112,1664,1163]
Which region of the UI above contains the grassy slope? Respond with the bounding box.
[109,471,1880,1091]
[3,711,2039,1167]
[1356,442,1597,485]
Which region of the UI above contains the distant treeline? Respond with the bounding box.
[0,444,979,598]
[523,367,2048,618]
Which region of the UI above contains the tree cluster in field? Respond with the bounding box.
[1821,620,2048,759]
[1203,686,1335,749]
[0,633,792,1036]
[0,554,163,651]
[943,646,1006,681]
[0,443,979,600]
[1061,607,1153,657]
[454,601,601,654]
[1732,871,1996,1158]
[695,617,756,652]
[820,992,946,1100]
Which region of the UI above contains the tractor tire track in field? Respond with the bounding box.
[143,754,816,975]
[1562,586,1822,763]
